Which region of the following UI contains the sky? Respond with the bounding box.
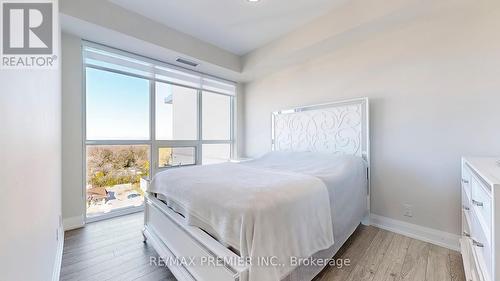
[86,67,151,140]
[86,67,231,141]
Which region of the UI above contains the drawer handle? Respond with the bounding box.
[462,179,469,184]
[462,205,470,211]
[472,199,483,207]
[463,231,470,237]
[472,239,484,248]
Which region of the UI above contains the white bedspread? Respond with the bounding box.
[149,155,335,281]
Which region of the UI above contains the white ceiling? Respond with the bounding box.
[109,0,346,55]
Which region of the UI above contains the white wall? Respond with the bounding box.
[242,0,500,235]
[61,32,84,229]
[0,18,62,281]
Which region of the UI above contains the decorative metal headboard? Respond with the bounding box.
[272,97,369,161]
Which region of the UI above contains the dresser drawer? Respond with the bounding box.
[470,208,492,281]
[462,207,472,237]
[462,186,471,214]
[462,165,473,199]
[471,175,492,236]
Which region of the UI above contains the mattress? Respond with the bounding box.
[150,151,368,281]
[241,151,368,247]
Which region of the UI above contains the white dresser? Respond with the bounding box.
[461,157,500,281]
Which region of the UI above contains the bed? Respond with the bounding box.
[143,97,370,281]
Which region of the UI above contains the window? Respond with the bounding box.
[84,43,236,219]
[86,68,150,140]
[158,147,196,168]
[155,83,197,140]
[202,144,231,165]
[202,92,231,140]
[86,145,149,218]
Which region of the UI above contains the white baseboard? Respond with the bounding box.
[370,214,460,251]
[63,215,84,231]
[52,226,64,281]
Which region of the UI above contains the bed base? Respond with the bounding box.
[143,194,248,281]
[144,192,368,281]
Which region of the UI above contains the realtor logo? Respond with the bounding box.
[1,1,57,68]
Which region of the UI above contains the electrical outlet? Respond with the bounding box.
[403,204,413,217]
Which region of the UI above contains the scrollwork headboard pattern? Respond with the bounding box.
[272,98,369,161]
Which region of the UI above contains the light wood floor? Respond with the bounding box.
[61,212,465,281]
[313,223,465,281]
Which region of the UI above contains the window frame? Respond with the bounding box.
[82,42,237,222]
